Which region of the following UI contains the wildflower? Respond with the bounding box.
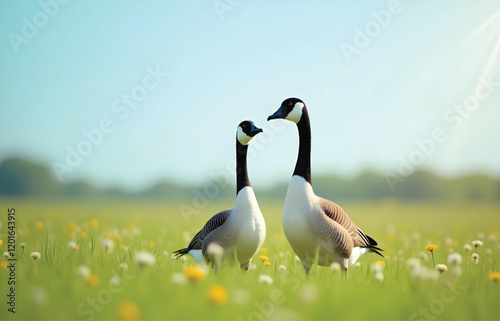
[121,244,128,251]
[376,260,386,267]
[134,252,156,267]
[20,242,27,249]
[371,262,383,274]
[278,265,287,272]
[0,262,8,270]
[464,244,472,252]
[119,263,128,270]
[330,262,341,273]
[171,273,187,285]
[115,235,122,242]
[3,252,11,258]
[77,266,91,279]
[90,219,99,229]
[264,261,271,267]
[425,244,437,252]
[374,272,384,282]
[353,262,361,269]
[472,240,483,248]
[489,271,500,282]
[35,221,44,230]
[118,302,140,321]
[102,238,114,252]
[31,252,41,260]
[259,248,267,254]
[68,241,79,251]
[259,255,269,262]
[81,232,88,239]
[185,265,207,282]
[258,274,273,285]
[208,285,228,305]
[447,253,462,266]
[207,243,224,263]
[435,264,448,273]
[148,241,154,249]
[86,274,99,287]
[110,276,121,287]
[0,239,2,245]
[471,253,479,264]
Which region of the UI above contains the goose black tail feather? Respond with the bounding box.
[365,234,384,257]
[173,248,190,259]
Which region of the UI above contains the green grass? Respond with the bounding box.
[0,198,499,320]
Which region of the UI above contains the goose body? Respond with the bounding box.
[268,98,383,275]
[173,121,266,269]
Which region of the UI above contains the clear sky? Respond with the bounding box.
[1,0,499,191]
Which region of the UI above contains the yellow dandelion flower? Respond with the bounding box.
[208,285,228,306]
[259,248,267,254]
[118,302,140,321]
[425,244,437,252]
[264,261,271,267]
[185,265,206,282]
[121,244,128,251]
[115,235,122,242]
[68,222,76,230]
[74,244,80,251]
[81,232,88,239]
[35,221,44,230]
[490,271,500,282]
[0,239,3,245]
[376,260,386,267]
[0,262,8,270]
[149,241,155,249]
[259,255,269,262]
[85,274,99,287]
[90,219,99,229]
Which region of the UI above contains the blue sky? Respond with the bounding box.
[1,0,499,191]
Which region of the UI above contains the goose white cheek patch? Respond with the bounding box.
[285,102,304,123]
[237,127,252,145]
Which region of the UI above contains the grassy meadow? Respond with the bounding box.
[0,198,499,320]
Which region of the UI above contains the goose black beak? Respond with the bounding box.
[249,125,263,137]
[267,107,285,121]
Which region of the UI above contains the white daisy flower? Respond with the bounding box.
[101,238,114,252]
[278,265,287,272]
[77,265,91,279]
[3,252,11,258]
[463,244,472,252]
[374,272,384,282]
[20,242,27,249]
[471,253,479,264]
[68,241,78,251]
[371,263,383,274]
[31,252,41,260]
[472,240,483,248]
[135,251,156,267]
[435,264,448,273]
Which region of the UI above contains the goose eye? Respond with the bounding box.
[288,101,293,107]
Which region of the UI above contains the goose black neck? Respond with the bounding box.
[293,108,312,184]
[236,140,251,195]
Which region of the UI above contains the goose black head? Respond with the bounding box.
[237,120,263,145]
[267,97,305,124]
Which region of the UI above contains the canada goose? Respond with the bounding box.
[268,98,383,276]
[173,121,266,270]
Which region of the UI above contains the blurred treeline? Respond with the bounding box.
[1,157,499,203]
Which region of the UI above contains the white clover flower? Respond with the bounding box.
[101,238,114,252]
[447,253,462,266]
[3,252,11,258]
[371,263,383,274]
[135,251,156,267]
[278,265,287,272]
[330,262,341,273]
[353,262,361,269]
[374,272,384,282]
[110,276,121,287]
[77,265,91,279]
[207,243,224,262]
[258,274,273,285]
[471,253,479,264]
[435,264,448,273]
[68,241,78,251]
[472,240,483,248]
[31,252,41,260]
[463,244,472,252]
[20,242,27,249]
[171,273,187,285]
